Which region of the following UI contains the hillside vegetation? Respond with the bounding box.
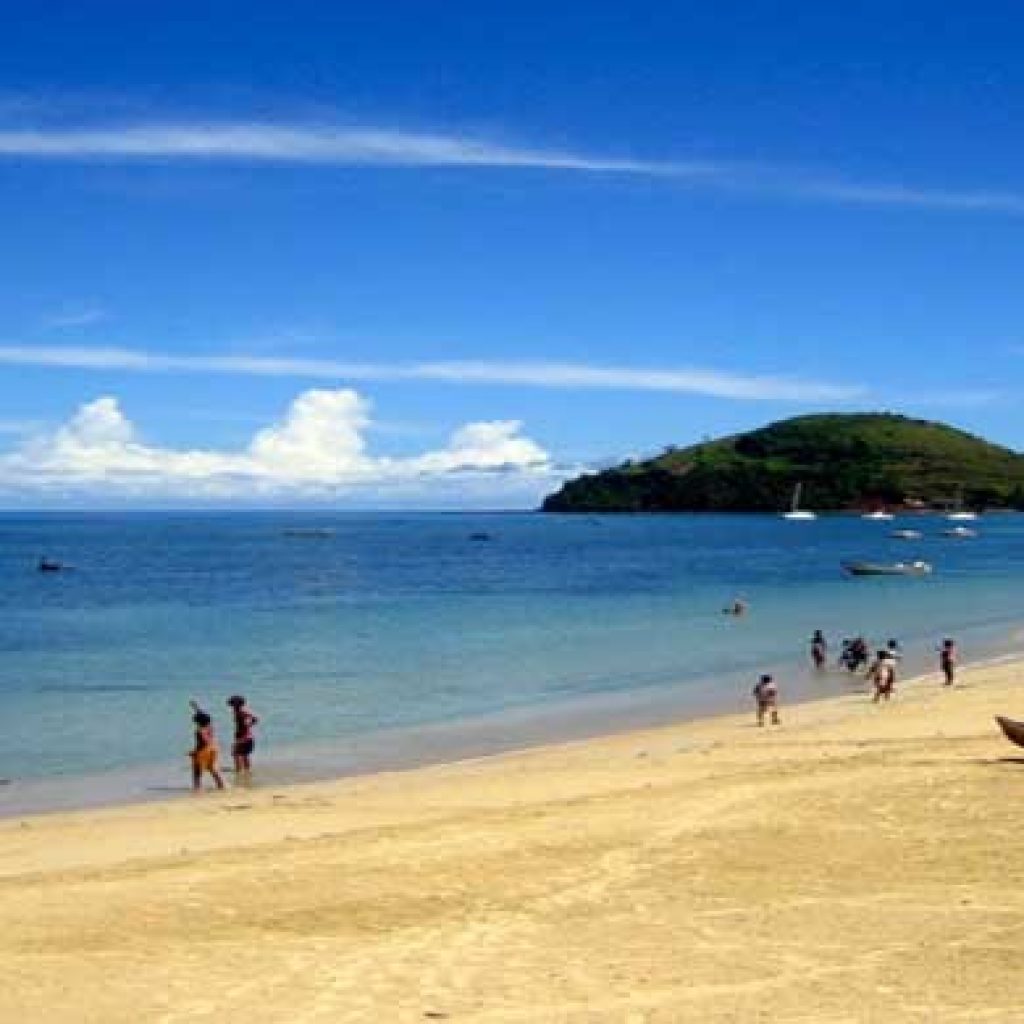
[542,413,1024,513]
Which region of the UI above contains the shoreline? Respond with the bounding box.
[3,611,1022,820]
[0,647,1011,833]
[3,653,1024,1020]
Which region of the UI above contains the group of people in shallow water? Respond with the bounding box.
[189,695,259,791]
[752,631,959,726]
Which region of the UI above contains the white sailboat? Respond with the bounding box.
[782,482,816,520]
[946,488,978,521]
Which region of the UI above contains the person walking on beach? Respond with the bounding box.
[753,673,780,726]
[810,630,828,670]
[939,638,958,686]
[188,700,225,792]
[868,650,896,703]
[227,695,259,781]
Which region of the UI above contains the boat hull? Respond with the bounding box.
[996,716,1024,750]
[841,560,932,576]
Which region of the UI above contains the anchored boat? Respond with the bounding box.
[781,482,816,520]
[841,559,932,577]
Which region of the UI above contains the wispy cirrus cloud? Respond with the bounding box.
[0,124,696,175]
[0,345,861,402]
[41,307,108,330]
[0,120,1022,213]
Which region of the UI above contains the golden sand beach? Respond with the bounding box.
[3,660,1024,1023]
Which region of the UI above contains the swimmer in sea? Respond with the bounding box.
[810,629,827,670]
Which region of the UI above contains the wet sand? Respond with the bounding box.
[2,658,1023,1022]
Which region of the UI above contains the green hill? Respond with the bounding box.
[541,413,1024,513]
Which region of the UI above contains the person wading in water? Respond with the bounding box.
[226,695,259,782]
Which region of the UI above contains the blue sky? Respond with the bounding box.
[1,1,1023,505]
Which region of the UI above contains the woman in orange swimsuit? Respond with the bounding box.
[189,700,225,792]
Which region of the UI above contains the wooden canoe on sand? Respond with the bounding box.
[995,716,1024,749]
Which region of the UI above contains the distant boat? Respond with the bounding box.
[996,716,1024,750]
[282,528,335,538]
[947,488,978,521]
[782,482,816,520]
[890,528,922,540]
[841,559,932,577]
[942,526,977,538]
[37,557,65,572]
[861,508,894,521]
[469,532,493,541]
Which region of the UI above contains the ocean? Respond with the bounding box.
[2,510,1023,813]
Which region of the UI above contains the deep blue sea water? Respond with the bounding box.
[2,510,1023,812]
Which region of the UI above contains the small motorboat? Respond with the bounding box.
[942,526,977,538]
[890,528,922,540]
[861,509,894,521]
[841,559,932,577]
[996,716,1024,750]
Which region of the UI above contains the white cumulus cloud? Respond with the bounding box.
[411,421,550,475]
[0,389,558,502]
[248,389,372,480]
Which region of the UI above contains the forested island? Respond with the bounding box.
[542,413,1024,514]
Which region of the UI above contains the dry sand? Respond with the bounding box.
[3,660,1024,1023]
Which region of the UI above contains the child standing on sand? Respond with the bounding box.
[188,700,225,792]
[753,674,780,726]
[939,638,958,686]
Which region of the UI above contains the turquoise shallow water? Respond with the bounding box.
[1,510,1023,811]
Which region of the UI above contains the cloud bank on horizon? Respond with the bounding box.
[0,120,1022,214]
[2,389,556,502]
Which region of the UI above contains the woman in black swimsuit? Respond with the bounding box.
[226,695,259,780]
